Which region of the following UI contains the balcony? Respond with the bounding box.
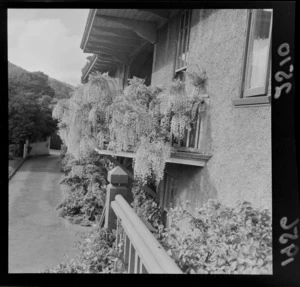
[95,107,211,167]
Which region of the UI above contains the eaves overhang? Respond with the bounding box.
[80,9,172,78]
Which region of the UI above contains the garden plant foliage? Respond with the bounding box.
[45,227,126,273]
[57,150,110,226]
[8,62,72,156]
[53,73,206,186]
[52,72,272,275]
[161,200,272,274]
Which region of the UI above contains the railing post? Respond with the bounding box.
[23,139,29,159]
[104,166,128,232]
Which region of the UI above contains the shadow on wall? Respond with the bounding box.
[197,107,218,208]
[167,111,217,214]
[200,9,218,21]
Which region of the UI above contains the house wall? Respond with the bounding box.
[152,9,271,213]
[129,43,153,86]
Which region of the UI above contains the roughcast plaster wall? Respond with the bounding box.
[152,9,271,213]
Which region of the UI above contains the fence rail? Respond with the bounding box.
[111,194,182,274]
[104,166,182,274]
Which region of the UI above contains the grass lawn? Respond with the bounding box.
[9,157,24,178]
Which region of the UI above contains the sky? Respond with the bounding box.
[8,9,92,87]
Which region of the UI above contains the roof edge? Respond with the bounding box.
[80,9,97,50]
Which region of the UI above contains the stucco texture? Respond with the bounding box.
[153,9,271,213]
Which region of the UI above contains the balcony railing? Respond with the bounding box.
[95,106,211,167]
[104,166,182,274]
[112,194,182,273]
[171,111,202,152]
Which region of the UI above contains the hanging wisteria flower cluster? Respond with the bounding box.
[53,73,207,185]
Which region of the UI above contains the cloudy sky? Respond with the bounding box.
[8,9,92,86]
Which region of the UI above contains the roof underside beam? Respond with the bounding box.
[94,63,116,69]
[92,26,141,40]
[96,15,157,44]
[97,53,117,61]
[83,54,98,81]
[90,34,142,46]
[88,41,135,52]
[95,59,118,65]
[137,9,170,20]
[88,47,131,64]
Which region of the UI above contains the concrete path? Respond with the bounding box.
[9,151,90,273]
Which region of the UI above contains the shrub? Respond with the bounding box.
[9,152,14,160]
[9,144,21,157]
[60,153,76,173]
[45,227,126,273]
[131,184,165,239]
[161,200,272,274]
[60,144,68,158]
[57,150,108,225]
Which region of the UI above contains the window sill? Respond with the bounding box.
[232,96,271,107]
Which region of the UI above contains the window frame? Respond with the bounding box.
[174,9,192,76]
[236,9,273,106]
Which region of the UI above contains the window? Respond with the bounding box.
[243,9,273,98]
[173,10,202,150]
[175,10,192,77]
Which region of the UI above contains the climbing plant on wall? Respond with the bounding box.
[53,73,207,185]
[53,72,119,159]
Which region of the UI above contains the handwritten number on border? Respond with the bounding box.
[275,43,293,99]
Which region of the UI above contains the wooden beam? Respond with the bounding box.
[137,9,170,20]
[94,64,114,71]
[96,15,157,44]
[92,26,141,40]
[97,52,125,64]
[97,53,117,61]
[83,54,98,81]
[90,34,142,46]
[88,40,135,52]
[90,47,131,64]
[95,60,118,67]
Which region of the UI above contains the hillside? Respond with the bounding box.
[48,77,75,99]
[8,62,74,99]
[8,61,73,155]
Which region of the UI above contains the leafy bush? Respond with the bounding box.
[161,200,272,274]
[58,177,106,225]
[45,227,126,273]
[131,184,165,239]
[57,150,109,226]
[9,144,20,157]
[60,153,76,173]
[60,144,68,158]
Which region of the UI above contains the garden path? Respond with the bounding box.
[9,150,90,273]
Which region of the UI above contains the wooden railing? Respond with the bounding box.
[104,166,182,274]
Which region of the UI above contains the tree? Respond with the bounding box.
[8,63,59,156]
